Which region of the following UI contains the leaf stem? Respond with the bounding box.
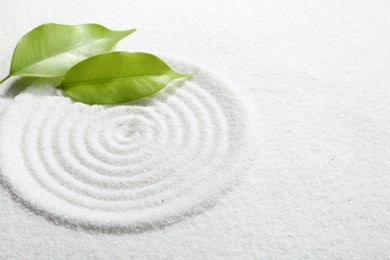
[0,75,10,85]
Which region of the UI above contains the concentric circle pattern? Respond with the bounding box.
[0,59,253,232]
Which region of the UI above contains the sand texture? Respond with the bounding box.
[0,59,254,232]
[0,0,389,259]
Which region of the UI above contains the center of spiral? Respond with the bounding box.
[112,116,150,142]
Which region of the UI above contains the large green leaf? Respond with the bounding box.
[4,23,135,80]
[59,52,192,104]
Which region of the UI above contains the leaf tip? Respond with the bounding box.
[177,73,195,79]
[0,75,11,85]
[123,28,137,36]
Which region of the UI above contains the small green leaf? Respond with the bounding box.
[6,23,135,80]
[59,52,192,104]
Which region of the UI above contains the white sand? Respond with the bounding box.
[0,59,255,231]
[1,0,390,259]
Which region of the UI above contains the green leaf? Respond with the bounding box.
[4,23,135,81]
[59,52,192,104]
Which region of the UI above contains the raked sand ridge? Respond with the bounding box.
[0,59,255,232]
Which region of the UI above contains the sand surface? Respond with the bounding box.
[0,0,389,259]
[0,59,255,232]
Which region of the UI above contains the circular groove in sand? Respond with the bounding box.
[0,59,252,230]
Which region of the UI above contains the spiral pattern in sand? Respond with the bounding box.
[0,59,252,231]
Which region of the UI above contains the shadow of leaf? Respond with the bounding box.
[4,76,62,98]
